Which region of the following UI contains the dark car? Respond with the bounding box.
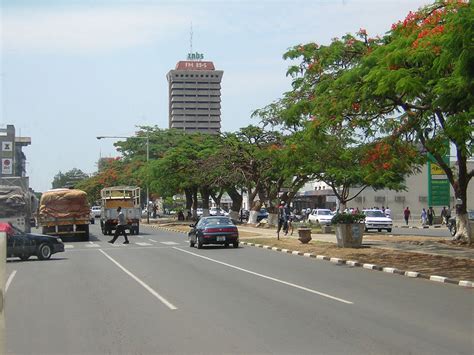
[7,225,65,261]
[188,216,239,249]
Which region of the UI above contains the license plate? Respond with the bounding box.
[216,236,225,242]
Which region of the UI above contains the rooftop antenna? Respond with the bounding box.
[189,22,193,56]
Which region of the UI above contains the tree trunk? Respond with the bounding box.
[248,200,262,224]
[184,188,193,221]
[267,213,279,227]
[226,186,243,223]
[200,187,211,217]
[454,212,472,244]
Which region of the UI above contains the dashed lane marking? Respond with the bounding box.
[5,270,17,293]
[173,247,353,305]
[99,249,177,310]
[160,241,180,245]
[86,243,100,248]
[135,242,153,246]
[65,244,74,249]
[149,239,158,243]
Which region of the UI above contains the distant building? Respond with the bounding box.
[0,124,31,178]
[167,59,223,134]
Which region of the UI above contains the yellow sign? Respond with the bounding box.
[430,163,445,176]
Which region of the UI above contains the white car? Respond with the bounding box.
[90,206,101,218]
[308,209,334,225]
[209,207,229,216]
[363,209,393,232]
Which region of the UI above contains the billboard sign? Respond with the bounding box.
[1,159,12,175]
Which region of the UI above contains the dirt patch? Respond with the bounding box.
[244,238,474,282]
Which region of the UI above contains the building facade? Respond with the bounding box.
[293,161,473,220]
[167,60,223,134]
[0,124,31,178]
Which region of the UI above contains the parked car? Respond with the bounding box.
[209,207,229,216]
[188,216,239,249]
[307,208,334,225]
[362,209,393,232]
[256,208,269,222]
[448,210,474,236]
[6,224,65,261]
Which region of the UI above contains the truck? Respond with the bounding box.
[0,182,32,233]
[100,186,141,235]
[38,188,91,241]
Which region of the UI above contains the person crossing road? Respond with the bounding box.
[108,206,130,244]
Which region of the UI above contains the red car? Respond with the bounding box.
[188,216,239,249]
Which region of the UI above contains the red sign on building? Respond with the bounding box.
[175,61,215,71]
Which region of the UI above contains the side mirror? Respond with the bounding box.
[189,224,195,228]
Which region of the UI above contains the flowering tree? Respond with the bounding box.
[277,1,472,241]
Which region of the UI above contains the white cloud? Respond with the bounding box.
[2,5,193,53]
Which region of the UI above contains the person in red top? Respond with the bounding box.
[403,207,411,225]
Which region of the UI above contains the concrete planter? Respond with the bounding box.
[297,228,312,244]
[335,223,364,248]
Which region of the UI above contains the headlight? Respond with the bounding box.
[57,238,63,243]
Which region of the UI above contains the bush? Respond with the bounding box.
[331,213,365,224]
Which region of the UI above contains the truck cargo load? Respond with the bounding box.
[38,188,91,240]
[0,185,31,232]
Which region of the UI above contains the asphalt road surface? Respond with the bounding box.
[5,223,473,354]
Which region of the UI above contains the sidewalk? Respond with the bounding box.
[236,225,473,259]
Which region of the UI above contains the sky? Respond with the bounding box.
[1,0,431,192]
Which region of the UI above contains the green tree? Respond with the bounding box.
[51,168,90,189]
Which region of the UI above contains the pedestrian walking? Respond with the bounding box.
[277,201,290,238]
[440,206,447,225]
[385,206,391,218]
[108,207,129,244]
[427,206,435,226]
[445,206,452,225]
[421,208,427,226]
[403,206,411,225]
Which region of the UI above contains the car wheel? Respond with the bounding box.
[233,241,239,248]
[378,229,382,232]
[450,225,456,236]
[387,228,392,233]
[38,244,52,260]
[189,238,195,247]
[364,227,368,232]
[196,236,203,249]
[224,242,229,248]
[19,254,30,261]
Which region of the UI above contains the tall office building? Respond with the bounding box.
[167,60,223,134]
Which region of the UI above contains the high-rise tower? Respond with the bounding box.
[167,57,223,134]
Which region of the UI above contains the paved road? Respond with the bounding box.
[5,223,473,354]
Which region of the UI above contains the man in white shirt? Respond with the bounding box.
[108,206,130,244]
[385,207,392,218]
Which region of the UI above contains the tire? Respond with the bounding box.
[83,225,90,241]
[38,244,52,260]
[189,238,195,247]
[378,229,382,232]
[233,241,239,248]
[135,226,139,235]
[196,236,203,249]
[19,254,30,261]
[387,228,392,233]
[224,242,229,248]
[449,225,456,237]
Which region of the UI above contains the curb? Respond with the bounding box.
[148,224,473,289]
[240,242,473,288]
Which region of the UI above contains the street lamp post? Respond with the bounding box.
[97,133,150,224]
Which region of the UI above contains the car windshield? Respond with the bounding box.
[318,210,332,215]
[198,217,233,226]
[364,210,386,217]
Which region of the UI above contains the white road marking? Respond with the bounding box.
[149,239,158,243]
[86,243,100,248]
[135,235,144,238]
[65,244,74,249]
[173,248,353,305]
[99,249,177,310]
[5,270,17,293]
[136,242,153,246]
[160,241,180,245]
